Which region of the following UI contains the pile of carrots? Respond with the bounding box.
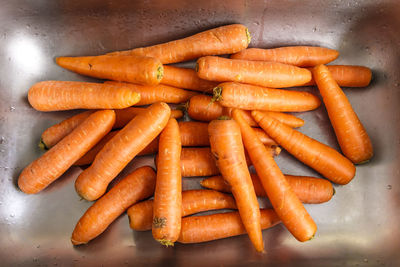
[18,24,373,252]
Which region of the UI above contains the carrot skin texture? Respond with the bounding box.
[252,111,356,184]
[162,66,218,92]
[178,209,280,244]
[75,103,171,201]
[18,110,115,194]
[201,174,334,204]
[197,56,312,88]
[231,46,339,67]
[108,24,250,64]
[71,166,156,245]
[313,65,373,163]
[56,55,163,85]
[152,118,182,246]
[179,121,210,147]
[214,82,321,112]
[208,119,264,252]
[127,190,237,231]
[28,81,140,111]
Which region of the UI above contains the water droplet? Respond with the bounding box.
[312,27,317,32]
[37,245,40,248]
[10,214,14,218]
[387,185,392,190]
[0,137,5,144]
[253,22,260,26]
[364,258,368,262]
[33,258,39,262]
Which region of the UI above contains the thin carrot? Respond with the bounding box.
[75,102,170,201]
[107,24,251,64]
[213,82,321,112]
[232,109,316,242]
[259,111,304,128]
[71,166,156,245]
[152,118,182,246]
[18,110,115,194]
[28,81,140,112]
[177,209,280,244]
[302,65,372,87]
[201,174,334,204]
[231,46,339,67]
[162,66,218,92]
[56,55,163,85]
[105,81,197,106]
[127,190,237,231]
[252,111,356,184]
[208,119,263,252]
[196,56,312,88]
[313,64,373,163]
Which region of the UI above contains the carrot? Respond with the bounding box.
[259,111,304,128]
[213,82,321,112]
[303,65,372,87]
[201,174,334,204]
[231,46,339,67]
[56,55,163,85]
[152,118,182,246]
[127,190,237,231]
[28,81,140,112]
[179,121,210,147]
[196,56,312,88]
[208,119,263,252]
[252,111,356,184]
[105,81,197,106]
[232,109,317,242]
[180,147,220,177]
[162,66,218,92]
[75,102,170,201]
[177,209,280,244]
[313,64,373,163]
[71,166,156,245]
[18,110,115,194]
[107,24,251,64]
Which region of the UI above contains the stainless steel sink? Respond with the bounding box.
[1,0,399,266]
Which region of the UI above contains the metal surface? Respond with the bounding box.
[0,0,399,266]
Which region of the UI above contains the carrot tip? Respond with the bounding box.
[157,65,164,81]
[245,28,251,44]
[332,187,336,196]
[38,139,48,150]
[157,239,175,247]
[356,159,371,165]
[195,62,199,72]
[212,86,223,102]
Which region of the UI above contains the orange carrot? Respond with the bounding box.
[178,209,280,244]
[197,56,312,88]
[259,111,304,128]
[18,110,115,194]
[313,64,373,163]
[28,81,140,111]
[180,147,220,177]
[201,174,334,204]
[71,166,156,245]
[252,111,356,184]
[107,24,251,64]
[208,119,263,252]
[105,81,197,106]
[127,189,237,231]
[152,118,182,246]
[231,46,339,67]
[213,82,321,112]
[179,121,210,147]
[162,66,218,92]
[75,102,170,201]
[303,65,372,87]
[56,55,163,85]
[232,109,317,242]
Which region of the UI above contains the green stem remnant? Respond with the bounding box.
[157,239,174,247]
[157,65,164,81]
[245,28,251,45]
[211,86,223,102]
[38,139,48,150]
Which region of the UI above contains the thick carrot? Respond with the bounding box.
[152,118,182,246]
[179,121,210,147]
[178,209,280,244]
[232,109,316,242]
[201,174,334,204]
[162,66,218,92]
[28,81,140,112]
[252,111,356,184]
[75,102,170,201]
[303,65,372,87]
[18,110,115,194]
[107,24,251,64]
[197,56,312,88]
[127,190,237,231]
[71,166,156,245]
[213,82,321,112]
[105,81,197,106]
[180,147,220,177]
[231,46,339,67]
[56,55,163,85]
[208,119,263,252]
[313,64,373,163]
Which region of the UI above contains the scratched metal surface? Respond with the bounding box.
[0,0,399,266]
